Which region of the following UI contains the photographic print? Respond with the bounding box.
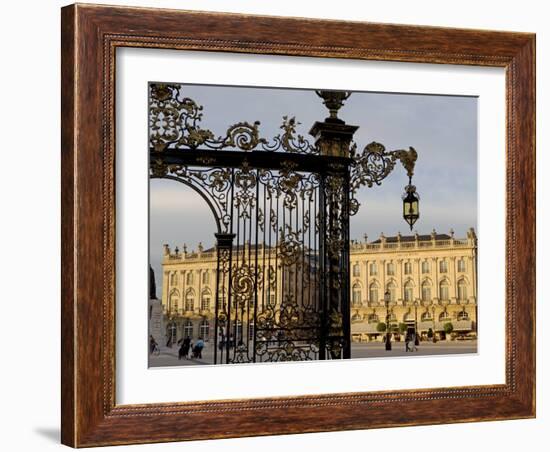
[148,82,478,367]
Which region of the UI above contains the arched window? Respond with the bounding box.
[439,310,451,321]
[199,319,209,339]
[386,281,397,302]
[421,280,432,302]
[183,319,193,338]
[388,312,397,325]
[185,290,195,311]
[457,279,468,301]
[421,311,432,321]
[404,311,415,322]
[352,283,362,306]
[201,289,211,311]
[353,263,360,277]
[369,282,379,303]
[169,289,180,313]
[351,311,362,323]
[367,313,379,324]
[439,259,448,273]
[404,280,414,302]
[457,310,470,321]
[439,280,450,301]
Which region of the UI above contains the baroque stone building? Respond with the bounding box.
[157,228,477,345]
[348,228,477,342]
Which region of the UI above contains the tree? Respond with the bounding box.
[398,323,408,334]
[443,322,454,334]
[376,322,387,333]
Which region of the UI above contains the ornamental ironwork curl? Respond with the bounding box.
[231,264,255,309]
[261,116,317,154]
[350,141,418,216]
[149,83,317,154]
[255,293,321,362]
[149,162,233,233]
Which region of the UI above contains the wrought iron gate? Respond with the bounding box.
[149,83,418,364]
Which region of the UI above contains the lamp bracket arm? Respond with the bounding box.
[349,141,417,215]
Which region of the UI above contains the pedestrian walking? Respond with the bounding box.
[405,333,411,352]
[181,336,191,359]
[194,337,205,359]
[411,333,419,351]
[149,335,158,355]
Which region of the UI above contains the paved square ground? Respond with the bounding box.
[149,340,477,367]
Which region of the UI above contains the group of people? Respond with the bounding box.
[178,336,205,360]
[405,332,420,352]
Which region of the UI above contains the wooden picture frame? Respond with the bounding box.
[61,3,535,447]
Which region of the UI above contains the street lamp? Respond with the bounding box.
[413,300,419,344]
[384,290,392,351]
[431,305,437,343]
[403,183,420,230]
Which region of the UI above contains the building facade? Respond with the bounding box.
[157,228,477,345]
[348,228,477,342]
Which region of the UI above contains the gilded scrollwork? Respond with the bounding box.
[149,83,318,154]
[262,116,317,154]
[350,141,418,216]
[150,163,233,233]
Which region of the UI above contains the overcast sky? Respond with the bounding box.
[149,84,477,290]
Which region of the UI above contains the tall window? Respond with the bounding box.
[421,280,432,302]
[199,320,209,339]
[186,271,194,285]
[235,321,243,344]
[439,259,448,273]
[369,262,378,276]
[183,320,193,338]
[352,284,362,306]
[457,258,466,272]
[353,263,360,277]
[404,281,414,302]
[185,291,194,311]
[369,282,379,303]
[457,279,468,301]
[386,281,397,302]
[170,272,178,286]
[169,289,180,313]
[167,322,177,344]
[404,262,412,275]
[202,270,209,285]
[387,262,395,276]
[422,261,430,274]
[201,290,211,311]
[439,280,450,301]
